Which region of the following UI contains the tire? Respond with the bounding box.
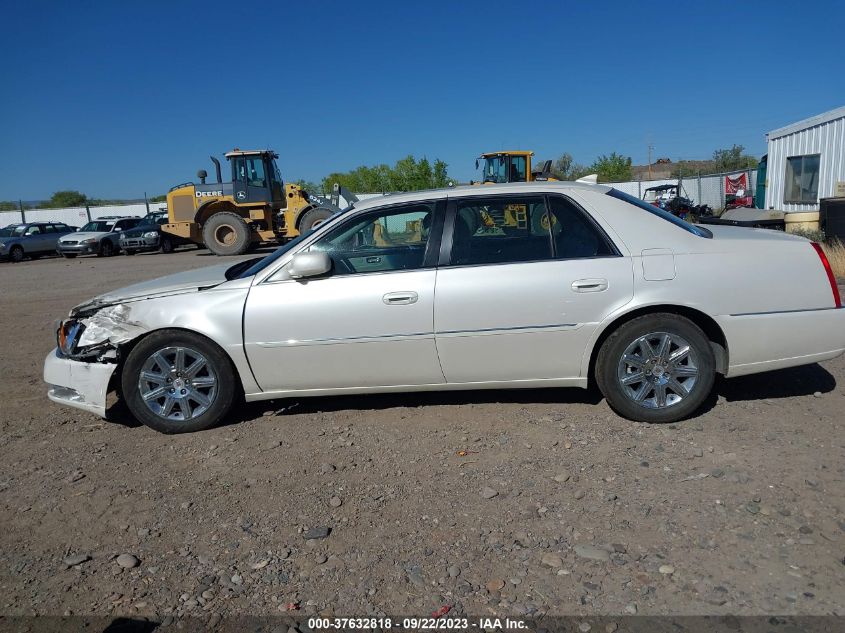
[595,313,715,423]
[160,236,174,254]
[9,246,24,263]
[121,329,237,433]
[202,212,251,256]
[298,207,333,233]
[99,241,115,257]
[62,253,77,259]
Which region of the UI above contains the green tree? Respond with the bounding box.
[712,145,759,172]
[320,155,452,193]
[292,180,322,194]
[433,159,449,187]
[415,157,434,189]
[589,152,633,182]
[0,201,19,211]
[47,190,88,208]
[149,194,167,203]
[537,153,591,181]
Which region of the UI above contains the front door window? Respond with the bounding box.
[245,157,267,188]
[309,203,435,274]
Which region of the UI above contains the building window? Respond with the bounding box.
[784,154,820,203]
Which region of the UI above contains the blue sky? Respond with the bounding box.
[1,0,843,199]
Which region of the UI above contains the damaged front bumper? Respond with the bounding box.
[44,348,117,418]
[46,304,146,418]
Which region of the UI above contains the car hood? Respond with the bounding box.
[71,262,235,316]
[120,227,158,238]
[61,231,108,241]
[0,236,20,245]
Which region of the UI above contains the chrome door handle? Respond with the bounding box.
[571,278,608,293]
[383,291,419,305]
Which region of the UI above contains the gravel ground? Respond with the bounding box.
[1,250,844,625]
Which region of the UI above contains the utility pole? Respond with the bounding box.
[647,144,654,181]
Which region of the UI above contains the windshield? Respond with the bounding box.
[0,225,25,237]
[231,204,355,280]
[607,189,712,238]
[482,156,508,183]
[80,221,114,232]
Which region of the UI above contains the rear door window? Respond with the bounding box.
[449,196,552,266]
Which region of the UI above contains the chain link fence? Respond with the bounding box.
[606,168,758,211]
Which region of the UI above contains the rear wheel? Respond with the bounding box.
[121,330,237,433]
[595,314,715,423]
[202,212,251,256]
[298,207,333,233]
[9,246,24,263]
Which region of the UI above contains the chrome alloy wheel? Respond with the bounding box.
[138,346,218,421]
[616,332,699,409]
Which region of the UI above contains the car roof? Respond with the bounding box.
[351,181,613,212]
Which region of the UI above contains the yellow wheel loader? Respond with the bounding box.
[469,150,557,231]
[163,149,354,256]
[472,150,556,185]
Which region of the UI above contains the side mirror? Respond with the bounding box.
[288,251,331,279]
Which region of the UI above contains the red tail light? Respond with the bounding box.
[811,242,841,308]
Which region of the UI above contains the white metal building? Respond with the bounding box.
[765,105,845,212]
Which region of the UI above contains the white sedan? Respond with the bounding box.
[45,182,844,433]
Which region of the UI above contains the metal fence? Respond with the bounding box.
[605,168,758,211]
[0,202,168,227]
[0,172,757,228]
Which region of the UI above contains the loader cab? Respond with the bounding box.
[476,151,533,184]
[225,149,284,206]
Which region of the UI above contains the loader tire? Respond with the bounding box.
[202,212,251,256]
[298,207,333,234]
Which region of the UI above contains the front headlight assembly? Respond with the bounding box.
[57,319,82,356]
[81,238,98,244]
[143,231,158,239]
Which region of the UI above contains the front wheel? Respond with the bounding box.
[595,314,715,423]
[121,330,237,433]
[160,236,174,253]
[202,212,251,256]
[99,241,115,257]
[298,207,332,233]
[9,246,24,262]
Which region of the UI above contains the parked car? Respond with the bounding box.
[45,182,844,433]
[119,211,192,255]
[0,222,77,262]
[56,216,142,258]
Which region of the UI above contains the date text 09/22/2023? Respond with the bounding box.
[307,617,528,630]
